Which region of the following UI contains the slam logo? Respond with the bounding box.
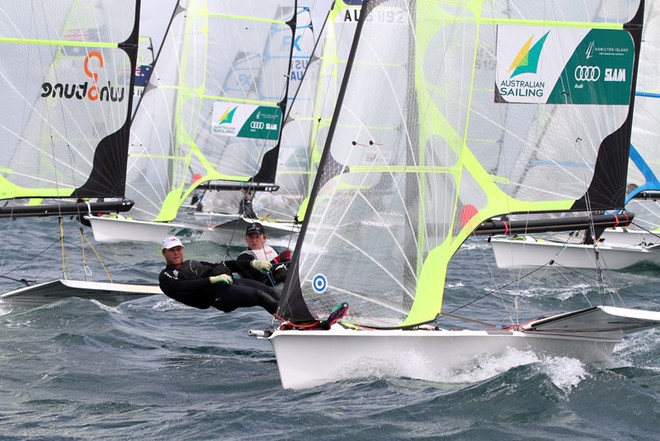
[41,51,125,102]
[499,31,550,98]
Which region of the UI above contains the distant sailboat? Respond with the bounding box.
[489,0,660,270]
[88,0,308,245]
[600,1,660,247]
[250,0,660,389]
[0,0,161,305]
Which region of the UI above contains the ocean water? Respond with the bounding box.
[0,217,658,440]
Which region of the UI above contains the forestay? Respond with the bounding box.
[278,0,642,327]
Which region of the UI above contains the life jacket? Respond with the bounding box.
[238,245,279,263]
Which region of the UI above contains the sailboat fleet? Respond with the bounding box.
[0,0,658,390]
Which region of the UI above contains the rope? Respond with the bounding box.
[59,217,70,279]
[445,261,552,317]
[78,228,113,282]
[79,227,91,278]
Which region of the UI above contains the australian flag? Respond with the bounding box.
[135,64,153,87]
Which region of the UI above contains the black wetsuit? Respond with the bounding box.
[159,259,280,314]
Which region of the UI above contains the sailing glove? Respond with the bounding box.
[209,274,232,285]
[251,260,272,273]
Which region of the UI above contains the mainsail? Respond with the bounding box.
[278,0,643,328]
[0,0,140,215]
[622,0,660,230]
[122,0,297,225]
[253,0,363,224]
[0,1,153,305]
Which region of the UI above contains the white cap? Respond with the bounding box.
[162,236,184,250]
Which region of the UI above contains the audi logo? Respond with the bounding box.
[574,65,600,82]
[250,121,265,129]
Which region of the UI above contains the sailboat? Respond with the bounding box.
[249,0,660,389]
[87,0,310,245]
[600,1,660,247]
[0,0,162,305]
[490,0,660,270]
[228,0,362,245]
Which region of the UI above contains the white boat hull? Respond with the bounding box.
[490,235,660,269]
[0,279,162,307]
[87,215,187,244]
[255,307,660,389]
[600,227,660,246]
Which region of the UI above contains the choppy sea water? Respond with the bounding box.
[0,218,658,440]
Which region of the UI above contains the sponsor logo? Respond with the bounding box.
[574,65,600,81]
[218,107,237,125]
[585,40,595,59]
[604,68,626,82]
[508,31,549,78]
[498,31,549,98]
[213,107,238,135]
[41,51,125,102]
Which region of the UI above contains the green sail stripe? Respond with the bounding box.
[0,37,118,48]
[427,17,624,29]
[149,84,278,107]
[205,96,278,106]
[129,154,188,160]
[0,176,75,199]
[349,165,457,173]
[153,3,210,222]
[208,13,286,26]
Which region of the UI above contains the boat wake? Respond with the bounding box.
[331,346,591,393]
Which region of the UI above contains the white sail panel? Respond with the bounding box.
[253,5,320,221]
[0,1,137,198]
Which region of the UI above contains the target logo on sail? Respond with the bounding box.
[41,51,126,102]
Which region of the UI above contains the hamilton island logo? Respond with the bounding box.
[41,51,125,102]
[498,31,550,98]
[585,40,595,59]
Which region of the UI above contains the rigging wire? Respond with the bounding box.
[78,227,113,282]
[59,217,70,280]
